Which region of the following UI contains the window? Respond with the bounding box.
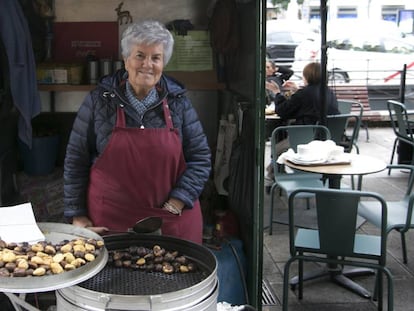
[337,7,357,19]
[382,5,404,22]
[309,7,320,20]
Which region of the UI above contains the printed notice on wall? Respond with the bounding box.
[52,22,119,62]
[165,31,213,71]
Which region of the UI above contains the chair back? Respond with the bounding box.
[271,125,331,154]
[387,100,414,143]
[289,188,388,262]
[326,114,360,153]
[270,125,331,175]
[338,99,352,114]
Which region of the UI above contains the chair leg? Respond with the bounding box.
[353,143,360,154]
[361,121,369,141]
[298,257,304,299]
[282,258,295,311]
[378,271,384,311]
[350,175,355,190]
[400,231,408,264]
[269,185,277,235]
[374,266,395,311]
[306,198,311,210]
[388,139,398,175]
[384,267,394,311]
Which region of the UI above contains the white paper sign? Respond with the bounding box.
[0,203,45,243]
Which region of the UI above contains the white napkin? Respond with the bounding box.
[276,148,296,173]
[279,140,348,165]
[276,148,295,164]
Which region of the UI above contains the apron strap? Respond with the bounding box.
[116,105,126,128]
[116,99,172,129]
[162,99,174,129]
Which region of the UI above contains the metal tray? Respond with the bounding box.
[0,222,108,293]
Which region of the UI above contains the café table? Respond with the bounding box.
[285,153,387,190]
[284,153,387,298]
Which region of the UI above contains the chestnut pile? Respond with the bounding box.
[108,245,197,274]
[0,238,104,277]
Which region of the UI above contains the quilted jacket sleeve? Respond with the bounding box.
[63,93,97,218]
[168,96,211,208]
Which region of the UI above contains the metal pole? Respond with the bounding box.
[319,0,328,126]
[400,64,407,103]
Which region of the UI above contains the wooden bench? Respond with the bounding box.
[331,85,382,121]
[331,85,382,141]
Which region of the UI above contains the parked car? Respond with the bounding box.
[292,20,414,86]
[266,19,318,67]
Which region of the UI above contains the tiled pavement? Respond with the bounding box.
[262,126,414,311]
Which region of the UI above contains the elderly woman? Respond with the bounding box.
[63,20,211,244]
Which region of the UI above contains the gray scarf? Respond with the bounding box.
[125,81,159,116]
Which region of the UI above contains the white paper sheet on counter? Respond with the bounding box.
[0,203,45,243]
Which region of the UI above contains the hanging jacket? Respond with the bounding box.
[0,0,41,147]
[64,70,211,218]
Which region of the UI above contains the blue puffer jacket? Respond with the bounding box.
[63,70,211,218]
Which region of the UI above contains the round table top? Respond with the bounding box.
[285,153,387,176]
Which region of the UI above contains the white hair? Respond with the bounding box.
[121,20,174,65]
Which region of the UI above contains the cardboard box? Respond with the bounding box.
[37,63,84,84]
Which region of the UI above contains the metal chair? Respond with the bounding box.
[326,113,361,154]
[283,188,393,311]
[268,125,330,235]
[337,99,365,146]
[387,100,414,173]
[358,164,414,264]
[326,113,361,189]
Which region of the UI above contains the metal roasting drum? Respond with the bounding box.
[57,234,219,311]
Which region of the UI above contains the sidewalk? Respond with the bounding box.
[263,126,414,310]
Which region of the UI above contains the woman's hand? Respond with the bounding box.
[265,80,280,94]
[282,81,299,93]
[163,198,185,215]
[72,216,109,235]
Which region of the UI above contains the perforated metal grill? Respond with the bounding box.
[79,259,210,295]
[77,234,216,296]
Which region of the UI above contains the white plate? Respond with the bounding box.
[287,154,327,165]
[287,153,352,166]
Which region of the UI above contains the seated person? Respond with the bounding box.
[270,62,339,123]
[265,59,294,108]
[265,62,340,192]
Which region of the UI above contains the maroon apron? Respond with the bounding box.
[87,99,203,244]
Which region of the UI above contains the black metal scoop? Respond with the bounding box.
[106,216,163,235]
[130,216,163,234]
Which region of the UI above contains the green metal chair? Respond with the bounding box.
[283,188,393,311]
[326,113,361,189]
[338,99,366,142]
[326,113,361,154]
[268,125,330,235]
[359,164,414,264]
[387,100,414,172]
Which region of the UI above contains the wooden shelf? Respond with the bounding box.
[38,71,225,92]
[166,71,225,90]
[37,84,96,92]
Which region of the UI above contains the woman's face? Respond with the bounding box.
[265,61,274,77]
[124,43,164,98]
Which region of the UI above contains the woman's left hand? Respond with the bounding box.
[266,80,280,94]
[163,198,184,215]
